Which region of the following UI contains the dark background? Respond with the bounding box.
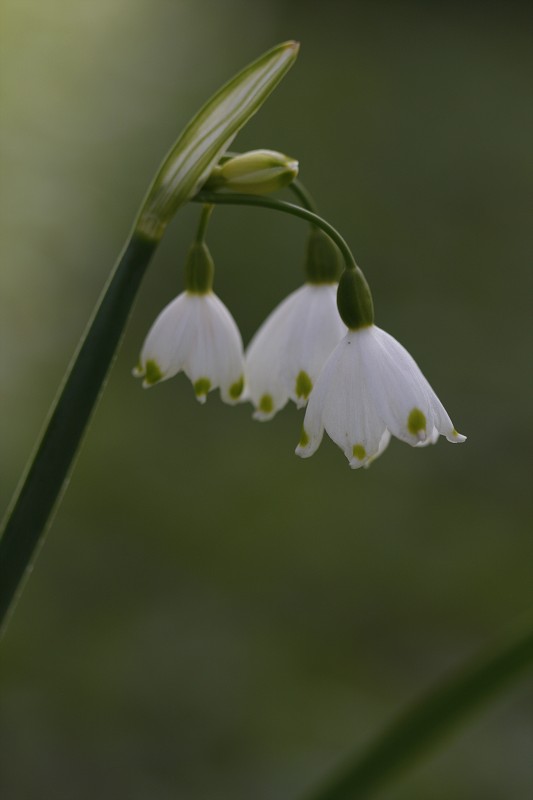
[1,1,532,798]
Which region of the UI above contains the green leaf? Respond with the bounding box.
[135,41,299,241]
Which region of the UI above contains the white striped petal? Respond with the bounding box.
[245,283,346,420]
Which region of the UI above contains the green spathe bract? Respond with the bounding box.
[136,41,299,241]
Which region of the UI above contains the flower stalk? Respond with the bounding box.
[0,42,299,630]
[0,233,158,630]
[193,190,360,271]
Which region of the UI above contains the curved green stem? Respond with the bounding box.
[193,190,359,271]
[302,620,533,800]
[289,179,319,214]
[195,203,214,243]
[0,232,158,633]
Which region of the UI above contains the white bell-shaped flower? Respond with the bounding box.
[133,291,245,404]
[245,229,346,420]
[245,282,347,420]
[134,240,245,404]
[296,324,466,468]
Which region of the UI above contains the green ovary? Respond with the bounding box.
[295,370,313,400]
[407,408,427,435]
[194,377,211,397]
[145,359,163,385]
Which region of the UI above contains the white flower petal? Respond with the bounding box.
[295,337,342,459]
[137,293,191,383]
[203,294,245,404]
[245,291,297,418]
[246,283,346,419]
[363,429,392,467]
[297,333,388,467]
[360,327,437,445]
[283,284,346,404]
[368,326,466,444]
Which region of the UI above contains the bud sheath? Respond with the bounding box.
[135,42,299,241]
[206,149,298,195]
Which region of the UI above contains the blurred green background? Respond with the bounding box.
[1,1,532,798]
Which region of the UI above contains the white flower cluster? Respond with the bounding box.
[133,278,343,412]
[134,267,465,468]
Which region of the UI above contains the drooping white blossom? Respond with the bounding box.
[296,324,465,468]
[133,291,245,404]
[244,283,347,420]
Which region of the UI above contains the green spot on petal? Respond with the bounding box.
[407,407,427,435]
[229,376,244,400]
[295,370,313,400]
[352,444,366,460]
[299,427,310,447]
[145,359,163,385]
[259,393,274,414]
[194,377,211,397]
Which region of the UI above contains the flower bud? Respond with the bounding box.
[134,42,299,241]
[206,150,298,195]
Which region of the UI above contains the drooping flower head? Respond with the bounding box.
[133,238,245,405]
[296,266,466,467]
[245,228,347,420]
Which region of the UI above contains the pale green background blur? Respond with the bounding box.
[1,1,532,798]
